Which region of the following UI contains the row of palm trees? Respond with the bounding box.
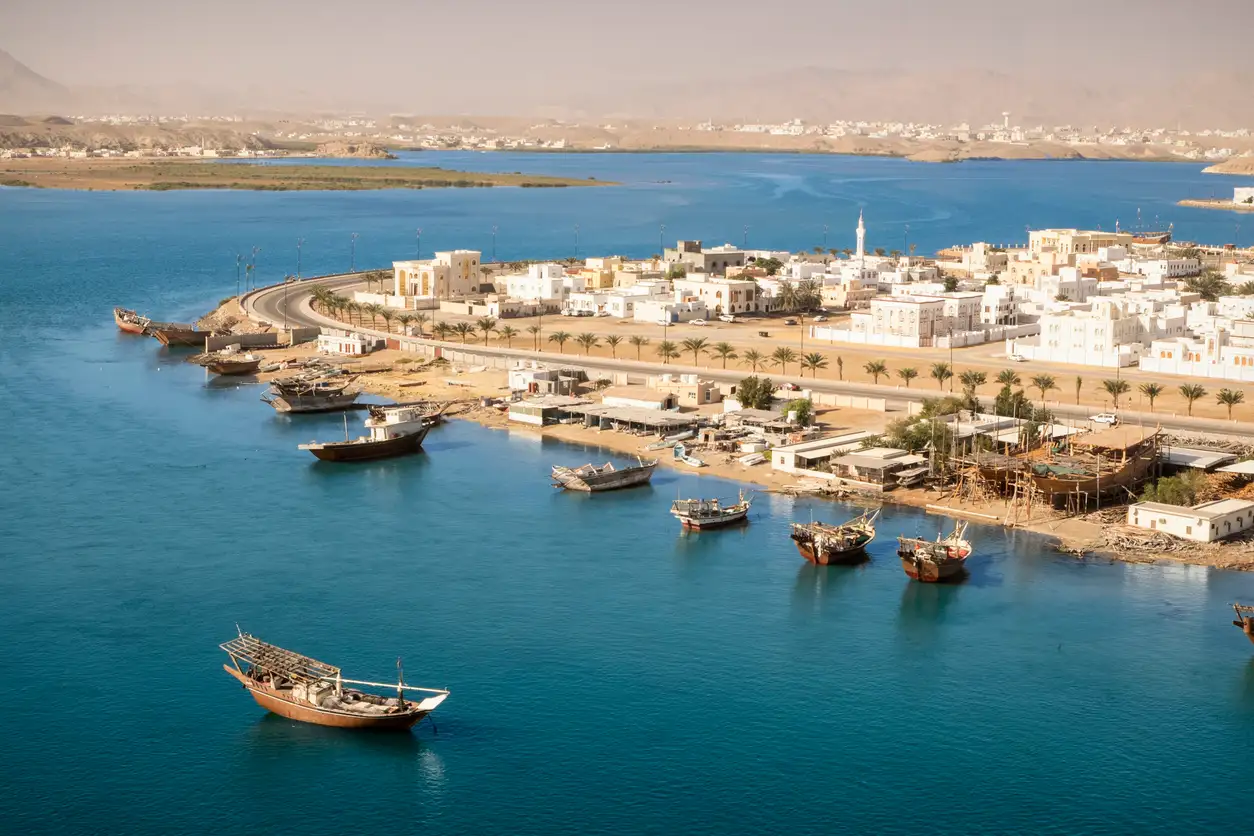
[308,286,1250,418]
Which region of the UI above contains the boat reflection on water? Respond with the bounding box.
[790,560,867,619]
[896,577,965,638]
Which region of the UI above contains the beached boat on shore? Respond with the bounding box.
[299,403,443,462]
[220,630,449,730]
[671,492,751,529]
[1234,603,1254,646]
[263,377,362,413]
[113,306,162,335]
[152,325,218,348]
[552,458,657,492]
[790,509,879,565]
[194,350,264,376]
[898,521,972,583]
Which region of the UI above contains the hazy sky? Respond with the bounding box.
[3,0,1252,113]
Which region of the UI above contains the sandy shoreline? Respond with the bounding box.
[234,337,1253,573]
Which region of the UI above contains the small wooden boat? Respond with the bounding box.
[898,520,972,583]
[673,443,706,468]
[791,509,879,565]
[671,491,751,529]
[263,377,362,413]
[221,630,449,731]
[552,458,658,492]
[299,402,442,462]
[113,306,156,335]
[1234,603,1254,646]
[199,353,263,375]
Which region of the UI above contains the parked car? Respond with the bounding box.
[813,315,828,322]
[1090,413,1119,426]
[655,319,671,327]
[784,318,798,325]
[595,311,610,317]
[718,314,737,323]
[690,319,707,326]
[781,382,801,391]
[1009,353,1028,362]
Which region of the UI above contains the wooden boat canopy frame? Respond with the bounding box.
[220,632,448,697]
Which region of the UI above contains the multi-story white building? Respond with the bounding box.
[393,250,482,299]
[1029,229,1134,256]
[1007,296,1185,368]
[1115,256,1201,281]
[505,263,585,301]
[633,298,709,324]
[1139,321,1254,382]
[565,281,672,318]
[671,276,761,315]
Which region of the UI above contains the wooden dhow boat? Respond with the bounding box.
[671,491,751,529]
[299,402,444,462]
[193,347,264,376]
[790,509,879,565]
[221,630,449,730]
[1234,603,1254,646]
[552,458,658,492]
[898,520,972,583]
[151,324,219,348]
[263,376,362,413]
[113,306,167,335]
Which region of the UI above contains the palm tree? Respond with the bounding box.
[432,321,452,341]
[1237,280,1254,296]
[997,369,1021,387]
[527,324,542,350]
[1030,373,1057,405]
[1183,270,1231,302]
[1217,388,1245,419]
[497,325,519,347]
[1099,378,1130,410]
[681,337,709,365]
[771,347,799,375]
[930,362,953,390]
[379,307,395,333]
[396,313,414,335]
[896,367,918,387]
[629,335,650,360]
[548,330,571,353]
[575,332,600,355]
[605,334,623,358]
[1074,375,1083,405]
[656,340,680,364]
[452,322,475,343]
[1138,382,1163,412]
[863,359,888,384]
[476,317,497,343]
[836,356,843,380]
[709,341,737,368]
[959,369,986,394]
[873,247,886,257]
[742,348,765,373]
[801,352,829,377]
[1179,383,1207,416]
[411,312,428,336]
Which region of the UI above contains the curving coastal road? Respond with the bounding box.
[242,274,1254,440]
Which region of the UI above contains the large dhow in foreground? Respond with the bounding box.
[552,458,658,492]
[299,402,445,462]
[263,376,362,413]
[790,509,880,565]
[671,491,751,529]
[221,630,448,730]
[1234,604,1254,647]
[898,520,973,583]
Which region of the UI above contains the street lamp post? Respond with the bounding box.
[823,223,828,250]
[235,254,242,301]
[283,275,291,331]
[296,238,304,279]
[574,223,580,260]
[491,225,498,263]
[351,232,358,272]
[416,228,422,261]
[743,225,749,249]
[659,223,665,258]
[250,247,260,290]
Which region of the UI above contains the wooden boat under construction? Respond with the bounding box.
[671,492,751,529]
[790,509,879,565]
[299,402,443,462]
[221,630,449,730]
[1234,604,1254,646]
[552,458,658,492]
[152,325,218,348]
[898,520,972,583]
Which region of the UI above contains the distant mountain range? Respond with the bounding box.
[3,46,1251,130]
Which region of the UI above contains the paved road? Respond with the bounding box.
[245,275,1254,441]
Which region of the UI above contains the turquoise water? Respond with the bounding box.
[2,154,1253,835]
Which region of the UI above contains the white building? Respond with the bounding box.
[633,298,709,324]
[1115,256,1201,281]
[671,276,761,315]
[393,250,482,299]
[1127,499,1254,542]
[566,282,671,318]
[1139,323,1254,381]
[1007,296,1185,368]
[1235,187,1254,205]
[505,263,585,301]
[316,329,374,356]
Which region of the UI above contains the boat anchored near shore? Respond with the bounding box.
[1234,603,1254,646]
[671,491,751,529]
[898,521,973,583]
[552,458,658,492]
[299,402,444,462]
[790,509,879,565]
[221,630,449,731]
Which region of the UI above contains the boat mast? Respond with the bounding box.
[397,656,405,704]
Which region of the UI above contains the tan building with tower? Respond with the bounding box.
[393,250,482,299]
[1029,229,1133,256]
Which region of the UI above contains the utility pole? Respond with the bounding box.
[743,225,749,249]
[283,275,291,331]
[823,223,829,250]
[491,225,498,263]
[296,238,304,279]
[351,232,358,272]
[250,247,260,290]
[574,223,580,260]
[416,227,422,261]
[235,254,242,301]
[659,223,665,258]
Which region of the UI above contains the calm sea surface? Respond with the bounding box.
[1,154,1252,835]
